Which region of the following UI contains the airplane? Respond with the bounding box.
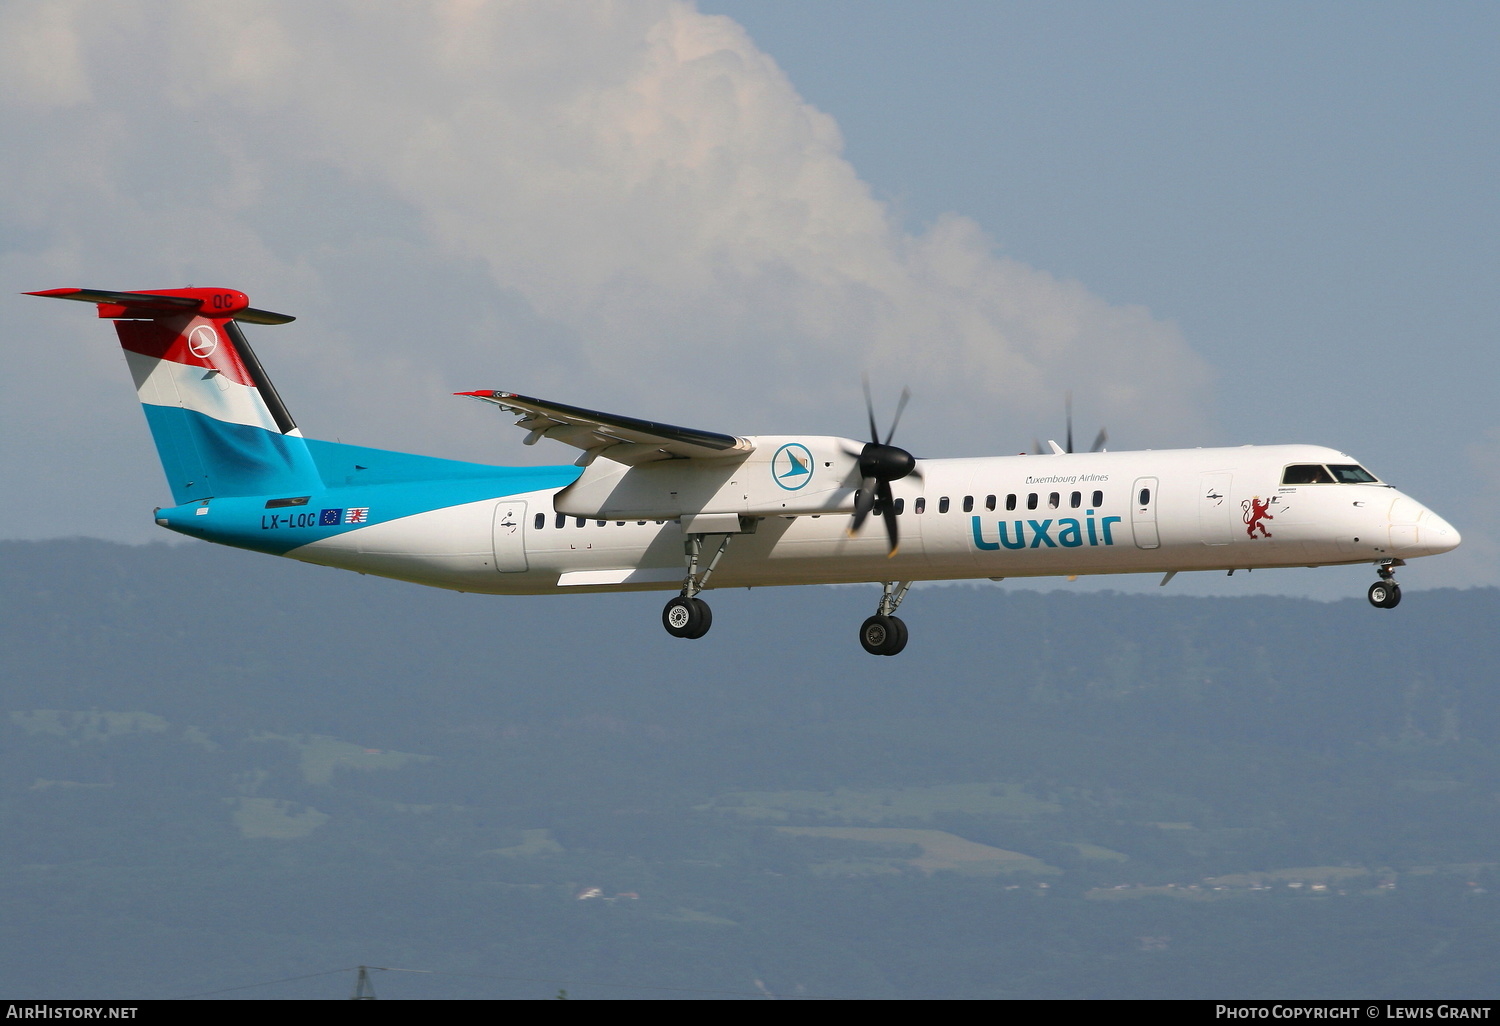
[29,286,1462,656]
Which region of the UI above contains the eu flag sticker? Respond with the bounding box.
[319,508,343,526]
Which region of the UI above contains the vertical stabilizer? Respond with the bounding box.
[28,287,321,504]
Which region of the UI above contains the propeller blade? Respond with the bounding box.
[884,387,911,445]
[849,476,878,535]
[847,380,917,552]
[1065,391,1074,454]
[1032,393,1106,455]
[862,375,880,445]
[877,478,899,555]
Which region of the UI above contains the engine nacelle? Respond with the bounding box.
[554,435,863,521]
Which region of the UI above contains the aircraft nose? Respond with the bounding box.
[1386,495,1460,557]
[1419,508,1461,554]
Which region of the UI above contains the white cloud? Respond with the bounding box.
[2,0,1214,540]
[0,0,96,109]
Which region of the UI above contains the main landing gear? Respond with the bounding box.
[1367,559,1404,609]
[659,534,915,656]
[860,581,913,656]
[662,532,733,640]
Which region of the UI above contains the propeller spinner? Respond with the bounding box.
[848,380,920,556]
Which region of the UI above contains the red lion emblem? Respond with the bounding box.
[1242,497,1274,539]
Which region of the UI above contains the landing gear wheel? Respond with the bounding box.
[663,596,712,638]
[887,615,908,655]
[859,614,908,656]
[685,597,713,638]
[1367,581,1401,609]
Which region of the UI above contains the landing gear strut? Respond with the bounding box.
[1367,559,1404,609]
[662,533,733,640]
[860,581,912,656]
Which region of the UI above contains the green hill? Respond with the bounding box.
[2,539,1497,999]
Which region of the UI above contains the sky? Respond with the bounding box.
[2,0,1495,600]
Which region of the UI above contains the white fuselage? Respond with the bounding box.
[285,444,1459,596]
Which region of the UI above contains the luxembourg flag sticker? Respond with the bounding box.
[344,507,370,524]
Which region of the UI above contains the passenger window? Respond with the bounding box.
[939,497,950,514]
[1138,488,1152,506]
[963,496,974,513]
[1070,491,1081,508]
[1027,493,1038,510]
[1329,464,1379,484]
[556,513,567,529]
[1282,464,1335,484]
[1006,494,1017,511]
[1092,490,1103,508]
[1048,492,1060,509]
[596,520,606,527]
[986,495,996,511]
[915,497,927,514]
[534,513,545,530]
[894,498,905,515]
[576,517,586,528]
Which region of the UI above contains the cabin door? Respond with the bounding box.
[1199,473,1234,546]
[492,499,529,572]
[1131,477,1160,550]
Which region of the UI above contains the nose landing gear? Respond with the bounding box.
[1367,559,1404,609]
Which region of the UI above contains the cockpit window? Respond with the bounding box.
[1328,464,1379,484]
[1282,464,1335,484]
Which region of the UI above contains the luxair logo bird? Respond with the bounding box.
[773,443,814,490]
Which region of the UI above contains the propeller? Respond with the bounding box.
[1033,392,1107,455]
[848,378,921,556]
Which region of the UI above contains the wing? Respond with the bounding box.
[457,391,754,466]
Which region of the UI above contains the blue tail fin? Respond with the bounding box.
[31,287,322,503]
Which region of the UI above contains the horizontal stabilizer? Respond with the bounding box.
[26,287,295,325]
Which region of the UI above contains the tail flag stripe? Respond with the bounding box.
[117,316,258,388]
[124,348,283,434]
